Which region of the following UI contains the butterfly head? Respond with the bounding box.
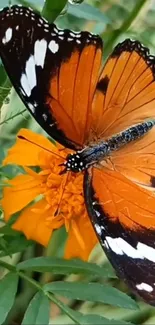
[61,152,88,174]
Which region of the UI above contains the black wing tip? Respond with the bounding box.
[0,5,44,20]
[0,4,47,26]
[112,38,149,56]
[0,4,31,13]
[111,38,155,70]
[0,4,35,12]
[0,4,103,49]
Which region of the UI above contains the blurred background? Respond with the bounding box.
[1,0,155,324]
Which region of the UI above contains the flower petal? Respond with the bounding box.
[12,199,52,246]
[1,173,42,217]
[3,128,63,167]
[64,214,98,261]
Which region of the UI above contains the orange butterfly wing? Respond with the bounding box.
[85,167,155,304]
[109,127,155,189]
[0,6,102,150]
[47,39,102,148]
[91,39,155,139]
[84,39,155,304]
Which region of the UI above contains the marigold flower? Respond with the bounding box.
[1,129,98,260]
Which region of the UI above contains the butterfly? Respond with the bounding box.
[1,5,155,305]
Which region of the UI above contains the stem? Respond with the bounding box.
[45,292,80,324]
[17,270,42,291]
[0,78,11,110]
[104,0,148,58]
[0,260,81,324]
[42,0,68,22]
[123,304,153,324]
[0,260,16,272]
[19,271,81,324]
[0,109,26,125]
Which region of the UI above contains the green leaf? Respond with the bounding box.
[68,3,110,23]
[0,224,18,236]
[0,234,32,257]
[22,292,50,325]
[0,272,18,325]
[77,314,133,325]
[0,75,11,108]
[42,0,68,22]
[0,88,29,136]
[44,281,138,310]
[17,257,116,278]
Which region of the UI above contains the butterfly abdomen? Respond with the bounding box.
[64,120,155,173]
[109,120,155,148]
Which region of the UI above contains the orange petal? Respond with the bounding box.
[12,199,52,246]
[3,128,62,167]
[64,213,98,261]
[1,173,42,218]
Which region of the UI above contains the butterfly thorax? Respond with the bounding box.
[64,120,155,173]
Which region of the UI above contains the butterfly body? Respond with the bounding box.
[2,5,155,305]
[64,120,155,172]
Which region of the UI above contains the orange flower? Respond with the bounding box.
[1,129,97,260]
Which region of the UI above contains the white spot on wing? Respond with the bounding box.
[48,40,59,53]
[58,30,64,35]
[20,74,31,97]
[44,23,49,28]
[20,88,26,96]
[53,27,58,33]
[137,242,155,263]
[94,224,102,236]
[39,18,43,24]
[34,39,47,68]
[28,102,35,113]
[2,27,12,44]
[94,209,100,218]
[68,37,73,42]
[105,237,124,255]
[25,55,36,92]
[42,113,47,121]
[136,282,153,292]
[69,32,75,37]
[105,237,155,263]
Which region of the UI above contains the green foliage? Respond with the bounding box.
[44,281,138,309]
[0,258,138,325]
[0,0,154,325]
[17,256,116,278]
[22,292,50,325]
[67,2,110,22]
[42,0,68,22]
[0,272,18,324]
[76,314,133,325]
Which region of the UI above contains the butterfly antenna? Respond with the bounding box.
[54,172,69,216]
[18,135,66,160]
